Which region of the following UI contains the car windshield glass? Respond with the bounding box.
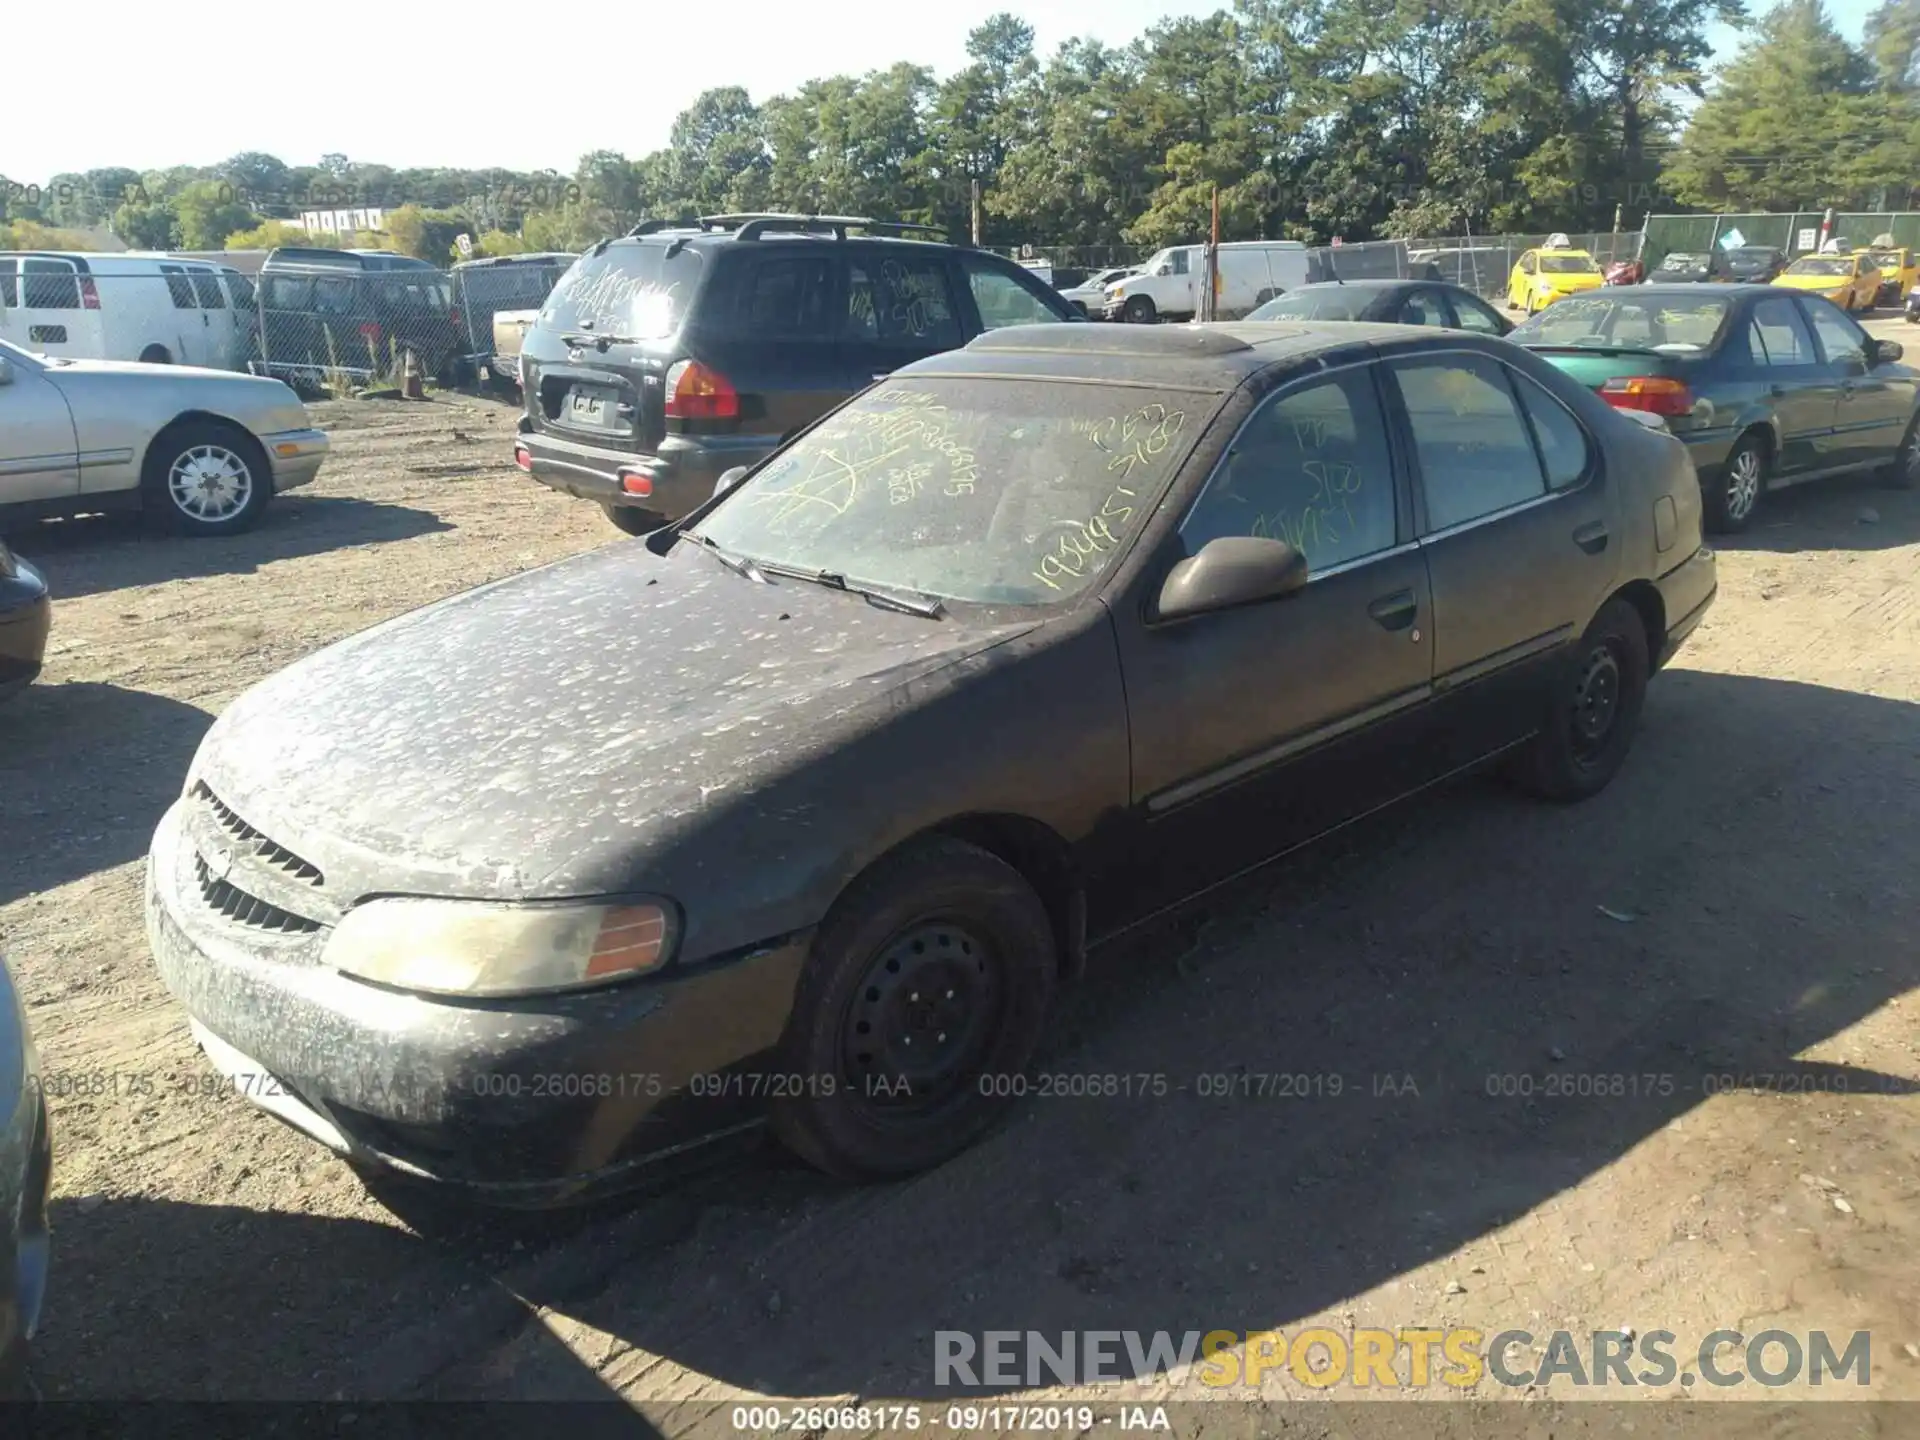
[1867,250,1902,265]
[1248,288,1372,320]
[1513,295,1730,349]
[540,242,703,338]
[693,378,1215,605]
[1788,258,1854,276]
[1539,255,1600,274]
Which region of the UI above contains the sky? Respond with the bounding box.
[4,0,1882,183]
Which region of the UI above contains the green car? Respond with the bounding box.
[1510,283,1920,532]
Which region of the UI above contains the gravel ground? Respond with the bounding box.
[0,371,1916,1428]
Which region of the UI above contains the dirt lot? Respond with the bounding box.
[1,371,1917,1428]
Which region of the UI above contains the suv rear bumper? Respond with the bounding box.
[516,419,777,522]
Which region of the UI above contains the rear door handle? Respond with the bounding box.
[1573,520,1609,555]
[1368,589,1418,631]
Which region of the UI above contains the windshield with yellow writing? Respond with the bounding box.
[694,379,1218,605]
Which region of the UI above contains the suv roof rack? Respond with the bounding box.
[695,213,950,243]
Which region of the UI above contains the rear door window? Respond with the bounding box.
[189,269,226,308]
[313,277,357,316]
[0,258,15,308]
[721,255,837,339]
[262,274,313,310]
[1389,353,1547,530]
[1748,297,1815,366]
[22,259,80,310]
[161,264,196,308]
[845,255,962,348]
[541,241,704,339]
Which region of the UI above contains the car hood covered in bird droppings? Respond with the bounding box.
[186,538,1042,904]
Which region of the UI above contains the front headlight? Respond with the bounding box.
[326,896,677,998]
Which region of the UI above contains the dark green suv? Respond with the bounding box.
[512,214,1080,534]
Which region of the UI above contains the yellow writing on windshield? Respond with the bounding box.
[1032,485,1138,591]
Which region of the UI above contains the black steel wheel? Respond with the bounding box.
[1507,598,1650,803]
[770,837,1056,1179]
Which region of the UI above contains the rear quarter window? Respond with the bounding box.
[541,242,705,339]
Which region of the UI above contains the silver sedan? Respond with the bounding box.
[0,338,328,536]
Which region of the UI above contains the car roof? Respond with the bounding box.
[908,319,1480,389]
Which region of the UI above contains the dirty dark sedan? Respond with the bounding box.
[147,322,1715,1204]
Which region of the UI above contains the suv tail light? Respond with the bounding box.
[79,277,100,310]
[663,360,739,420]
[1598,376,1694,417]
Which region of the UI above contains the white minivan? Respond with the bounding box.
[1101,240,1310,323]
[0,252,255,370]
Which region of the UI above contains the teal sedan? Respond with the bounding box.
[1510,284,1920,532]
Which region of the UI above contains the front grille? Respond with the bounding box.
[192,852,322,935]
[192,782,323,886]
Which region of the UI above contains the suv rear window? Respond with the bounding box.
[541,241,704,339]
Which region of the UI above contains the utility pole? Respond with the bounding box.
[970,179,982,247]
[1201,185,1220,322]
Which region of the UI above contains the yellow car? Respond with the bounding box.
[1772,252,1881,312]
[1864,246,1919,305]
[1506,248,1606,314]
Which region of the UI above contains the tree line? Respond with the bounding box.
[5,0,1920,264]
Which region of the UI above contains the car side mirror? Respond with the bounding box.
[1873,338,1904,365]
[1156,536,1309,622]
[712,465,751,499]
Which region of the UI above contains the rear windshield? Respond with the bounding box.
[695,378,1217,605]
[1539,255,1599,274]
[1248,288,1372,321]
[1656,254,1708,268]
[540,241,703,339]
[1513,295,1731,350]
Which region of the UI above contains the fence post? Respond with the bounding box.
[970,180,982,247]
[1200,185,1220,323]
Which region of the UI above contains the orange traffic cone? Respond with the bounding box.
[402,349,425,401]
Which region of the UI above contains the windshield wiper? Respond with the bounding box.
[561,331,645,351]
[752,560,946,618]
[681,529,766,583]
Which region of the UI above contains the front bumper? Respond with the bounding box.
[1654,544,1716,670]
[264,428,329,494]
[0,558,52,702]
[144,800,810,1206]
[517,419,777,523]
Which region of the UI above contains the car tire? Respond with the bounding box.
[601,503,666,536]
[1122,295,1158,325]
[138,344,172,365]
[140,420,273,536]
[1507,598,1651,804]
[768,836,1057,1181]
[1883,414,1920,489]
[1703,431,1767,534]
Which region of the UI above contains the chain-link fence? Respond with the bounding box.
[0,250,576,395]
[1642,212,1920,269]
[989,231,1645,311]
